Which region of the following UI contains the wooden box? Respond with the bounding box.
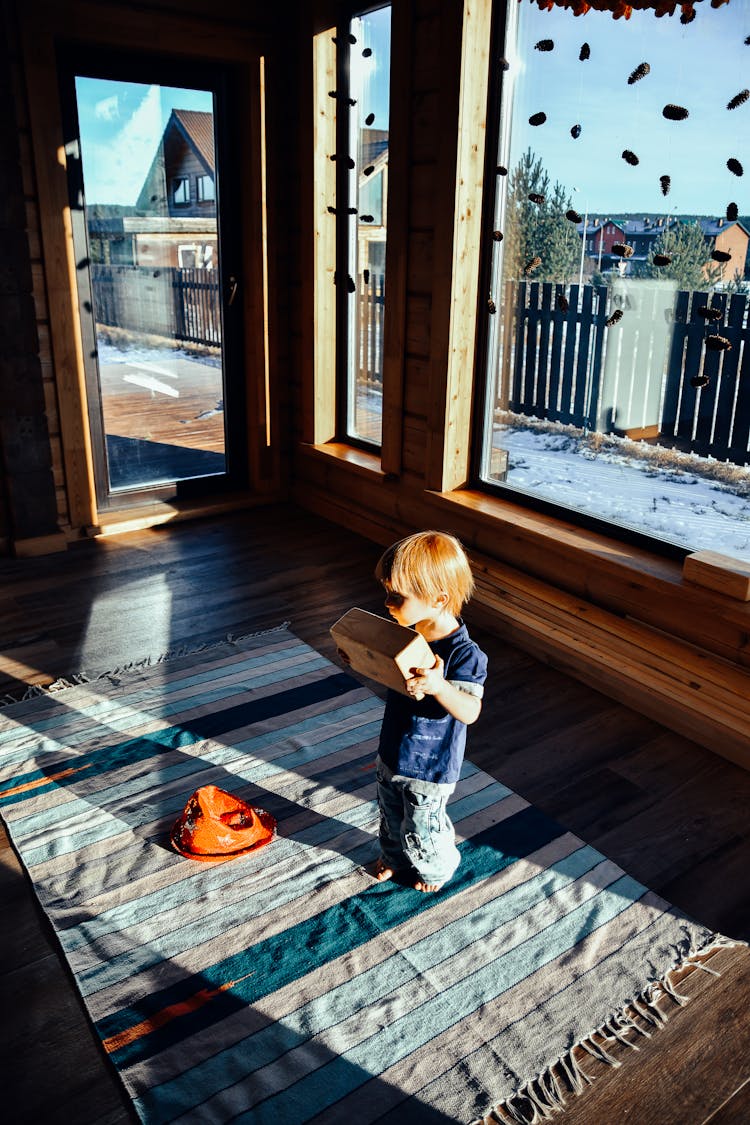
[330,608,435,696]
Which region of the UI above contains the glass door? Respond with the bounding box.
[63,56,245,507]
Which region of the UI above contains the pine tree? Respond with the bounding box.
[503,149,579,284]
[643,221,722,291]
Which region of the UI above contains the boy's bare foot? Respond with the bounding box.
[414,879,443,892]
[372,857,395,881]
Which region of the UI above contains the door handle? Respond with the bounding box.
[227,275,239,306]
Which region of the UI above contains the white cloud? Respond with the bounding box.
[94,95,119,121]
[82,85,163,206]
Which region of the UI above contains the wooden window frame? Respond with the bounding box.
[423,0,494,494]
[19,0,279,533]
[305,1,409,477]
[467,0,748,564]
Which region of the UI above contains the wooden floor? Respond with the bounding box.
[1,504,748,1124]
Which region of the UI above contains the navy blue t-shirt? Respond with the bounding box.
[377,620,488,784]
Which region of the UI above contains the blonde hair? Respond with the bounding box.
[375,531,475,615]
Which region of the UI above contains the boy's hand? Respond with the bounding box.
[406,654,444,698]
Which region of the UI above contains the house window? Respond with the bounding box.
[478,0,750,565]
[338,3,391,448]
[172,177,190,205]
[197,173,215,202]
[178,244,197,268]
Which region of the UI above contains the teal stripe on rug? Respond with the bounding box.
[10,716,381,853]
[73,789,495,999]
[0,644,315,754]
[7,697,381,839]
[59,773,508,960]
[134,843,606,1123]
[0,673,361,809]
[99,805,564,1066]
[226,874,646,1125]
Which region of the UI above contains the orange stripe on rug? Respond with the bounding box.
[0,763,94,798]
[102,972,256,1054]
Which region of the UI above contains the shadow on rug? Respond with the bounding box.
[0,626,739,1124]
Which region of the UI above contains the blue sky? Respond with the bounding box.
[351,4,391,131]
[502,0,749,215]
[76,7,392,209]
[75,78,213,206]
[75,4,745,215]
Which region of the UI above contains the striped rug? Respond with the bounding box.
[0,627,729,1123]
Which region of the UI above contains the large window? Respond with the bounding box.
[339,4,391,448]
[480,0,750,564]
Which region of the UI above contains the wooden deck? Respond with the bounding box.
[99,345,225,453]
[1,504,748,1123]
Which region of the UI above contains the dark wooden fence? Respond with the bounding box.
[358,271,385,387]
[498,280,750,465]
[92,265,385,374]
[91,265,221,346]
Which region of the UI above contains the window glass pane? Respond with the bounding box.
[197,173,215,202]
[173,176,190,204]
[75,77,226,494]
[346,4,391,446]
[481,2,750,564]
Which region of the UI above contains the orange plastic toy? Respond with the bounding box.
[170,785,276,861]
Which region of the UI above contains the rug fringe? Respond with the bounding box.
[0,623,292,708]
[473,934,747,1125]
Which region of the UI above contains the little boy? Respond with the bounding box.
[371,530,488,892]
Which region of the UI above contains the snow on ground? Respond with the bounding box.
[496,424,750,562]
[93,340,750,563]
[97,340,222,369]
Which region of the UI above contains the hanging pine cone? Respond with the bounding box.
[606,309,624,326]
[535,39,554,51]
[660,175,671,196]
[557,293,569,312]
[690,375,709,388]
[528,192,545,204]
[727,90,749,110]
[653,254,672,266]
[627,62,650,85]
[727,202,739,221]
[622,150,640,166]
[727,157,744,176]
[711,249,732,262]
[566,209,583,223]
[524,256,542,275]
[529,112,547,126]
[612,242,634,257]
[705,335,732,352]
[662,104,689,121]
[697,306,722,321]
[579,43,590,61]
[571,124,582,139]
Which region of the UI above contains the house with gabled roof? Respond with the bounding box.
[88,108,219,269]
[136,108,217,219]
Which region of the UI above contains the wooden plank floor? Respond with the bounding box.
[1,504,748,1124]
